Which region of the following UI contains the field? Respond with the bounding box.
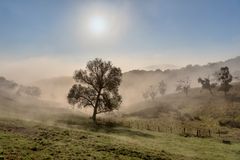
[1,117,240,160]
[1,84,240,160]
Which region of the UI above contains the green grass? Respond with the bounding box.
[0,118,240,160]
[0,84,240,160]
[0,118,175,160]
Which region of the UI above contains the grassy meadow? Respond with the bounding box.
[1,117,240,160]
[0,83,240,160]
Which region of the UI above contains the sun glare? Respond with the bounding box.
[89,16,108,35]
[78,6,129,43]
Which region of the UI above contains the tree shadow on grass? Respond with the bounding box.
[56,113,154,138]
[230,96,240,103]
[224,92,240,101]
[92,125,155,138]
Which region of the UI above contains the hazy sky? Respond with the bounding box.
[0,0,240,82]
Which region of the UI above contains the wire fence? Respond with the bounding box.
[97,117,224,138]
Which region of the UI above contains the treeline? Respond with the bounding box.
[143,66,238,100]
[0,76,41,97]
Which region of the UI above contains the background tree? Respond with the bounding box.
[142,91,149,101]
[17,86,41,97]
[198,77,217,95]
[233,71,240,82]
[143,85,158,101]
[0,77,18,90]
[148,85,158,100]
[158,80,167,96]
[67,58,122,123]
[215,66,233,96]
[176,79,191,96]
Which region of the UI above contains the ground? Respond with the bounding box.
[1,84,240,160]
[0,117,240,160]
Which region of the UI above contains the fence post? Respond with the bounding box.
[208,130,211,137]
[147,124,150,130]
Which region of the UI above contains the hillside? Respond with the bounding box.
[33,56,240,106]
[121,56,240,105]
[1,90,240,160]
[3,117,240,160]
[126,82,240,117]
[119,82,240,143]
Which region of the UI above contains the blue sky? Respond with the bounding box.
[0,0,240,82]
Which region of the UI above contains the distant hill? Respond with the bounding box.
[0,76,41,97]
[0,82,85,122]
[141,64,180,71]
[121,56,240,105]
[33,56,240,106]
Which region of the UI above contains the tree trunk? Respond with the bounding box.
[92,107,97,123]
[92,88,102,123]
[209,89,213,96]
[185,89,188,96]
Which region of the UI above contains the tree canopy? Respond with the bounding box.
[158,80,167,96]
[198,77,217,95]
[176,79,191,96]
[216,66,233,96]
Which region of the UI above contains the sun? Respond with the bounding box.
[78,7,129,43]
[89,16,108,35]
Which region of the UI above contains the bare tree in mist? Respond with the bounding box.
[215,66,233,96]
[176,79,190,96]
[158,80,167,96]
[142,91,149,101]
[0,76,41,97]
[0,77,18,90]
[233,71,240,81]
[143,85,158,101]
[198,77,217,95]
[67,58,122,123]
[16,86,41,97]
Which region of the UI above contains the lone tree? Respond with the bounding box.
[176,79,191,96]
[215,66,233,96]
[198,77,217,95]
[67,58,122,123]
[158,80,167,96]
